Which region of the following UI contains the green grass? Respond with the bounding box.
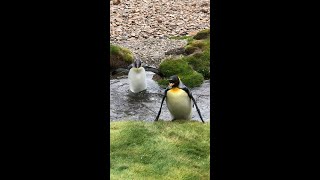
[110,120,210,180]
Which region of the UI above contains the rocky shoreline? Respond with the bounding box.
[110,0,210,67]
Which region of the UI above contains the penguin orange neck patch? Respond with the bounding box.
[170,87,180,93]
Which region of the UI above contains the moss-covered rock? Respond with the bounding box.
[193,29,210,40]
[180,71,204,88]
[110,44,134,70]
[157,70,204,88]
[157,29,210,87]
[159,58,193,77]
[184,51,210,79]
[185,45,200,55]
[158,58,204,88]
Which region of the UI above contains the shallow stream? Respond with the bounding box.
[110,72,210,122]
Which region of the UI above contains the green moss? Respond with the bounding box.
[156,29,210,86]
[159,58,193,77]
[185,38,210,55]
[193,29,210,40]
[110,44,134,69]
[184,51,210,79]
[180,71,204,88]
[184,45,199,55]
[189,40,207,49]
[158,58,204,88]
[158,74,205,88]
[157,78,170,88]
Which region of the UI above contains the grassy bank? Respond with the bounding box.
[110,120,210,180]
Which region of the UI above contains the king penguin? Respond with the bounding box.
[128,58,147,93]
[155,75,204,123]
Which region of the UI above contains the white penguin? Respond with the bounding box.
[128,58,147,93]
[155,75,204,123]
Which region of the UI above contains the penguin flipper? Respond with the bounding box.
[155,96,165,121]
[127,64,133,70]
[143,65,164,77]
[182,87,205,123]
[155,88,169,121]
[191,95,205,123]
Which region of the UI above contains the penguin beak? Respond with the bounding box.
[168,80,175,87]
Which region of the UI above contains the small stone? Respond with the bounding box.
[201,9,208,13]
[113,0,120,5]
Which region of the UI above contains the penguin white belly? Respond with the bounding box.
[128,67,147,93]
[166,88,192,120]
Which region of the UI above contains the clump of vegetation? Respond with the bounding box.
[184,50,210,79]
[185,39,209,55]
[180,71,204,88]
[158,58,204,88]
[110,44,134,70]
[157,29,210,87]
[193,29,210,40]
[159,58,193,77]
[110,120,210,180]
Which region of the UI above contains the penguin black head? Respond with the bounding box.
[133,58,142,68]
[168,75,180,88]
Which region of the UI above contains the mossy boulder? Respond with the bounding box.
[159,58,193,77]
[185,38,210,53]
[193,29,210,40]
[184,51,210,79]
[158,58,204,88]
[179,71,204,88]
[157,29,211,87]
[185,45,200,55]
[110,44,134,70]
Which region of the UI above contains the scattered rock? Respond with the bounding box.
[201,9,209,13]
[110,0,210,40]
[113,0,121,5]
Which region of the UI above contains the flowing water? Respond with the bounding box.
[110,72,210,122]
